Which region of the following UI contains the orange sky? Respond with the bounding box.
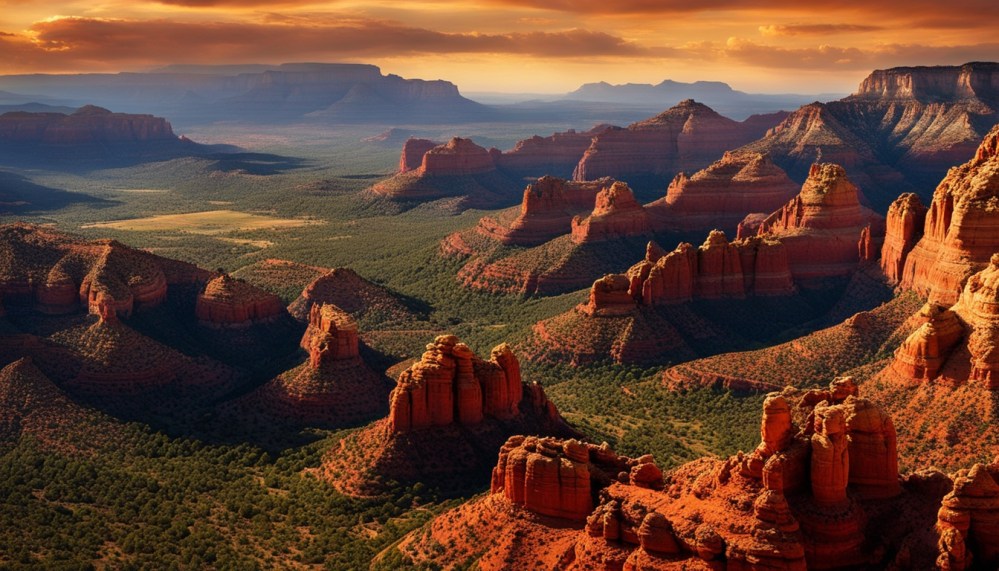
[0,0,997,94]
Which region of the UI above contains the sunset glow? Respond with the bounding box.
[1,1,997,94]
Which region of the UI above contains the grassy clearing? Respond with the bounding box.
[82,210,324,234]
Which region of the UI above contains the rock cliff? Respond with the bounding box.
[0,105,177,145]
[647,151,799,234]
[572,100,781,187]
[418,137,497,176]
[897,125,999,305]
[397,138,438,173]
[880,193,928,284]
[570,181,651,244]
[497,125,612,178]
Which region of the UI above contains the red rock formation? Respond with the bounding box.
[418,137,496,176]
[570,181,651,244]
[573,99,780,184]
[398,138,438,173]
[880,193,927,284]
[756,163,880,280]
[195,273,286,327]
[287,266,416,325]
[497,125,612,177]
[899,125,999,306]
[477,177,610,246]
[952,255,999,389]
[736,212,769,240]
[648,151,799,234]
[0,105,178,145]
[301,303,358,366]
[936,462,999,571]
[695,230,745,299]
[890,303,964,383]
[388,335,529,432]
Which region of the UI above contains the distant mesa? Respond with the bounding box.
[369,99,788,212]
[739,62,999,210]
[321,334,571,496]
[398,379,969,570]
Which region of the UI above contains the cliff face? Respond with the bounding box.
[649,151,799,234]
[740,63,999,210]
[570,181,651,243]
[418,137,497,176]
[897,125,999,306]
[880,193,928,284]
[0,106,178,145]
[398,138,439,173]
[755,163,879,281]
[572,99,779,185]
[496,125,611,178]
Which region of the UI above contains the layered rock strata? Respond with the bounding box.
[195,273,286,327]
[880,193,928,284]
[570,181,651,244]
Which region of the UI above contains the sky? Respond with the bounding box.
[0,0,997,94]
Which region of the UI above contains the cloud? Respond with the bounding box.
[491,0,999,18]
[0,16,671,72]
[722,37,999,70]
[758,24,884,37]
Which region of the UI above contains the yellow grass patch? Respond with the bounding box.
[83,210,323,234]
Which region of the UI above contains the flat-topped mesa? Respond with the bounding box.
[881,193,928,284]
[570,181,651,243]
[890,303,964,384]
[0,105,177,145]
[389,335,541,432]
[650,151,799,233]
[484,176,610,246]
[496,125,613,177]
[952,256,999,389]
[417,137,497,176]
[850,62,999,103]
[572,99,778,183]
[936,462,999,570]
[195,273,286,328]
[301,303,359,367]
[756,163,878,280]
[899,125,999,305]
[490,435,655,521]
[398,138,438,173]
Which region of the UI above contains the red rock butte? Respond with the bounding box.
[245,302,389,427]
[195,273,287,328]
[649,151,799,234]
[399,377,987,570]
[570,181,651,244]
[0,223,208,319]
[897,124,999,306]
[0,105,178,145]
[754,162,882,281]
[320,334,569,496]
[417,137,497,176]
[572,99,783,184]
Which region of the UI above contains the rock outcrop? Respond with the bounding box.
[418,137,497,176]
[572,100,781,187]
[648,151,799,234]
[0,223,207,318]
[245,303,389,427]
[195,273,286,327]
[476,176,611,246]
[570,181,651,244]
[497,125,612,178]
[287,266,419,326]
[880,193,928,284]
[936,462,999,570]
[398,379,955,570]
[897,125,999,306]
[952,255,999,389]
[388,335,535,431]
[754,163,881,281]
[398,138,439,173]
[322,334,569,496]
[889,303,964,384]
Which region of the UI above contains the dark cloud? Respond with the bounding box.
[759,24,884,36]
